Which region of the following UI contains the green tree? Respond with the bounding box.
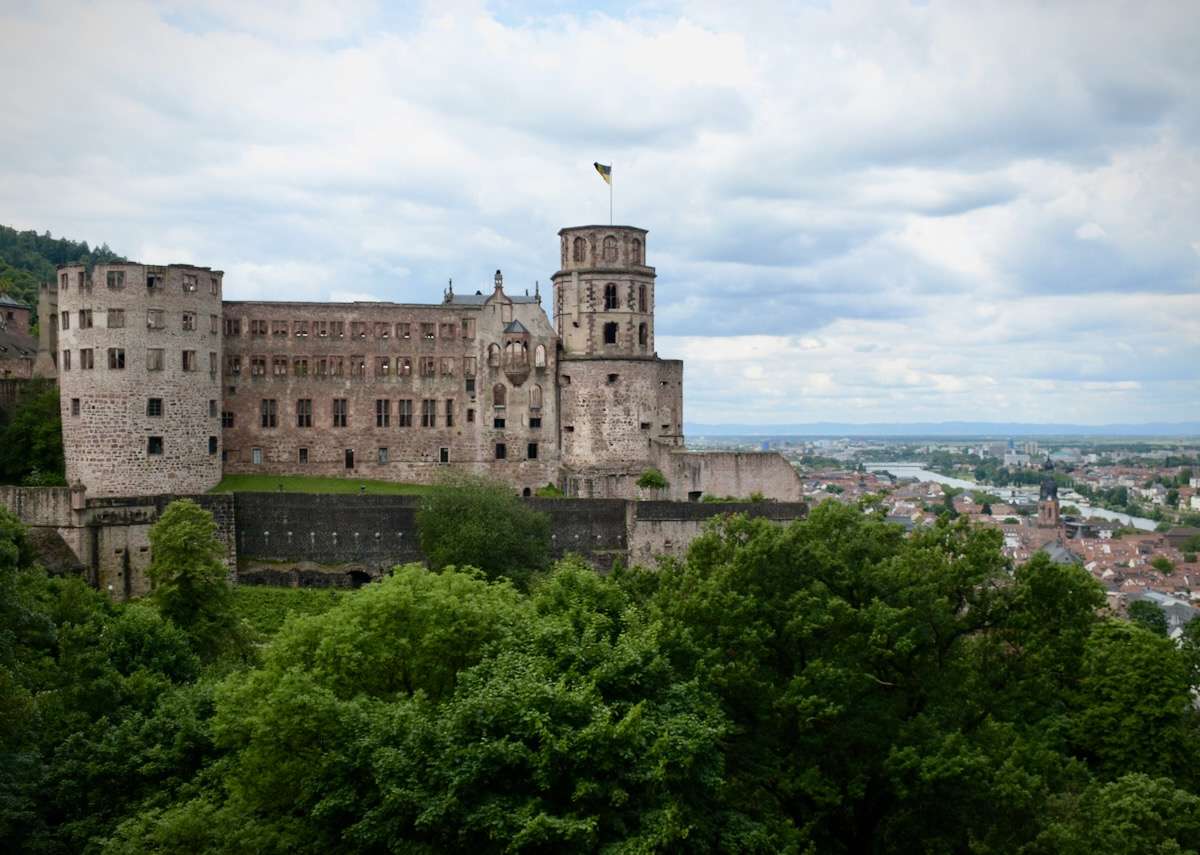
[416,474,550,587]
[635,467,669,490]
[1150,556,1175,574]
[146,499,244,662]
[0,380,64,485]
[1127,601,1169,638]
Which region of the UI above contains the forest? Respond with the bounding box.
[0,224,123,309]
[3,492,1200,854]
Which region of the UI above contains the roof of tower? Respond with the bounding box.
[0,293,29,309]
[557,225,647,234]
[446,293,540,306]
[503,320,529,334]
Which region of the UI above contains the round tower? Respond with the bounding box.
[56,262,224,497]
[553,225,654,357]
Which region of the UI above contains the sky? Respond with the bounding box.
[1,0,1197,426]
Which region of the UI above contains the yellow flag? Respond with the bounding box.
[594,162,612,185]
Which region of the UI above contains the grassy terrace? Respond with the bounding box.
[209,474,436,495]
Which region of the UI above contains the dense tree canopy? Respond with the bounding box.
[0,224,123,308]
[0,379,65,486]
[3,500,1200,853]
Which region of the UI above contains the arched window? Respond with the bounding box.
[572,237,585,262]
[631,238,642,265]
[487,344,500,367]
[504,341,528,365]
[530,384,543,410]
[534,344,546,368]
[493,384,506,407]
[638,284,647,312]
[638,322,648,347]
[603,235,617,262]
[603,322,618,345]
[604,283,618,310]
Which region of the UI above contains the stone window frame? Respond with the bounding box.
[460,317,476,339]
[445,398,454,427]
[147,398,163,418]
[107,270,126,290]
[210,276,219,296]
[107,308,125,329]
[487,344,500,367]
[440,357,455,376]
[495,442,507,460]
[466,408,475,424]
[463,356,477,377]
[331,321,345,339]
[298,447,309,464]
[146,348,164,371]
[530,415,542,430]
[351,356,367,378]
[210,314,219,334]
[421,398,437,428]
[419,357,435,378]
[492,383,506,408]
[61,349,71,370]
[376,398,391,428]
[224,318,241,337]
[396,322,411,340]
[251,447,263,465]
[530,384,542,410]
[329,356,344,376]
[572,236,585,262]
[632,238,642,265]
[271,320,288,337]
[79,308,93,329]
[272,356,288,377]
[147,436,163,455]
[250,356,267,376]
[603,235,618,262]
[70,398,80,417]
[60,271,68,289]
[314,320,328,338]
[604,283,619,310]
[374,322,390,339]
[332,398,348,428]
[534,345,546,369]
[527,442,538,460]
[80,348,94,370]
[147,309,165,330]
[296,398,313,428]
[60,311,70,330]
[398,357,412,377]
[208,436,218,455]
[376,356,391,377]
[250,319,268,337]
[182,273,198,293]
[439,322,456,340]
[294,320,309,338]
[351,321,367,339]
[378,447,389,464]
[421,322,435,341]
[181,350,197,372]
[638,323,648,347]
[397,399,413,427]
[293,357,308,377]
[603,322,618,345]
[260,398,278,428]
[182,312,196,332]
[146,272,164,291]
[222,411,235,428]
[107,347,125,370]
[225,355,242,376]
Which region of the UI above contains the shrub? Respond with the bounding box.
[635,468,668,491]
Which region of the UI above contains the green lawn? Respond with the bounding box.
[210,474,436,495]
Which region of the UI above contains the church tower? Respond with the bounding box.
[1037,477,1061,528]
[553,225,683,497]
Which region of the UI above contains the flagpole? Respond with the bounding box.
[609,162,613,225]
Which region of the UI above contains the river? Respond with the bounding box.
[863,463,1158,531]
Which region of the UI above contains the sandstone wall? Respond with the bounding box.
[627,500,808,566]
[56,263,224,497]
[656,449,804,502]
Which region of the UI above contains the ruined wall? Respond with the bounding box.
[628,500,808,566]
[657,449,804,502]
[220,287,559,496]
[56,263,224,497]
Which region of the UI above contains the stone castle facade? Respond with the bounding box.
[39,224,801,501]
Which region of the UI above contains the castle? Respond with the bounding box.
[37,224,801,502]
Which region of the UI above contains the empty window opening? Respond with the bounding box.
[260,399,277,428]
[439,447,449,463]
[344,449,354,469]
[604,283,619,309]
[572,236,585,262]
[70,398,80,416]
[527,442,538,460]
[495,443,507,460]
[298,447,309,464]
[297,398,313,428]
[208,436,218,455]
[147,398,163,417]
[607,373,618,384]
[603,323,618,345]
[603,235,617,262]
[147,436,163,456]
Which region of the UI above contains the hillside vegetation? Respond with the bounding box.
[3,497,1200,854]
[0,224,124,308]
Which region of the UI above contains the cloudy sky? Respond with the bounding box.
[2,0,1197,426]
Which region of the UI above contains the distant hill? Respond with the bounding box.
[685,421,1200,438]
[0,224,124,309]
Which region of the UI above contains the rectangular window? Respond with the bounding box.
[251,319,268,336]
[298,447,309,464]
[250,356,266,376]
[397,399,412,427]
[495,442,507,460]
[260,398,277,428]
[376,356,391,377]
[272,356,288,376]
[330,321,345,338]
[493,416,505,429]
[376,399,391,428]
[466,408,475,423]
[107,308,125,328]
[421,322,435,341]
[330,356,344,376]
[79,309,93,328]
[461,317,476,339]
[530,416,542,429]
[351,356,366,378]
[182,273,198,292]
[332,398,348,428]
[147,436,163,455]
[224,318,241,336]
[146,272,163,291]
[293,357,308,377]
[147,398,163,417]
[440,447,449,463]
[397,322,411,340]
[377,447,389,464]
[146,348,164,371]
[351,321,367,339]
[209,352,217,376]
[315,320,328,338]
[108,348,125,370]
[60,272,67,289]
[251,447,263,465]
[61,349,71,370]
[465,378,476,395]
[527,442,538,460]
[440,357,455,376]
[463,356,477,377]
[603,322,618,344]
[222,411,235,428]
[272,321,288,337]
[182,350,196,371]
[107,270,125,289]
[210,314,219,334]
[421,399,436,428]
[439,322,455,340]
[147,309,164,329]
[445,399,454,427]
[71,398,80,417]
[77,270,85,289]
[210,276,219,296]
[208,436,218,455]
[60,311,69,330]
[80,348,94,370]
[420,357,435,377]
[182,312,196,331]
[374,322,389,339]
[225,355,242,376]
[398,357,412,377]
[297,398,312,428]
[209,399,217,418]
[293,320,309,338]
